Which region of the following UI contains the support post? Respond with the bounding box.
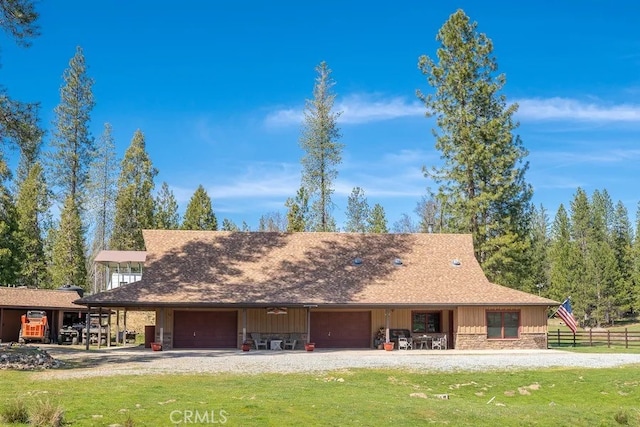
[85,308,91,350]
[124,309,128,344]
[242,308,247,345]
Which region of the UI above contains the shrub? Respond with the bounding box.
[0,398,29,423]
[29,399,64,427]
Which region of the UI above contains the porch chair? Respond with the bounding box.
[431,335,447,350]
[251,333,268,350]
[283,338,297,350]
[398,337,412,350]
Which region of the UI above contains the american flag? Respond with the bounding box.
[556,298,578,334]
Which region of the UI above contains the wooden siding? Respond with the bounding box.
[456,306,548,335]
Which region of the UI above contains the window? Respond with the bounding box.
[412,312,441,333]
[487,311,520,339]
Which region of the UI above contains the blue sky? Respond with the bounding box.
[2,1,640,230]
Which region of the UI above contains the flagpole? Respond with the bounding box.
[548,297,569,319]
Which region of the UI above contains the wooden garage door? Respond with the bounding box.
[173,311,237,348]
[310,311,371,348]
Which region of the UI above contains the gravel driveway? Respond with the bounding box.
[33,346,640,379]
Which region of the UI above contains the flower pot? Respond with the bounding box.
[377,344,384,350]
[242,344,251,352]
[305,343,315,352]
[151,342,162,351]
[383,342,394,351]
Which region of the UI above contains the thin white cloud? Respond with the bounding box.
[264,93,424,127]
[516,97,640,122]
[532,148,640,165]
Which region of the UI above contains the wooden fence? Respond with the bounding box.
[547,329,640,348]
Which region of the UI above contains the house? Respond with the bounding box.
[93,250,147,291]
[76,230,559,350]
[0,287,85,343]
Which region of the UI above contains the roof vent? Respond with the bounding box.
[353,257,363,266]
[393,258,403,266]
[452,259,461,267]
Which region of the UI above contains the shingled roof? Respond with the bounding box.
[76,230,557,308]
[0,287,83,310]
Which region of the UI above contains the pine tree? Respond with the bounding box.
[344,187,370,233]
[367,204,388,233]
[523,204,550,294]
[0,155,20,285]
[50,195,86,290]
[548,204,582,306]
[154,181,180,229]
[15,161,49,287]
[49,46,95,207]
[110,129,157,250]
[182,185,217,231]
[417,9,532,286]
[221,218,239,231]
[0,0,41,153]
[632,202,640,314]
[299,61,343,232]
[285,187,309,232]
[87,123,117,252]
[0,0,39,46]
[611,201,634,314]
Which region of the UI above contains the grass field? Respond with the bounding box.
[1,365,640,426]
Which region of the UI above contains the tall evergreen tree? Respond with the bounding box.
[50,195,86,289]
[523,204,550,294]
[299,61,343,232]
[417,9,532,286]
[344,187,370,233]
[367,203,388,233]
[285,186,309,232]
[15,161,48,287]
[182,185,217,231]
[0,155,20,285]
[611,201,634,313]
[110,130,157,250]
[87,123,117,252]
[154,181,180,229]
[49,46,95,207]
[0,0,41,155]
[548,204,582,306]
[632,203,640,314]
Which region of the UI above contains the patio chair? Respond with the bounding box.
[431,335,447,350]
[251,333,268,350]
[398,337,412,350]
[283,338,297,350]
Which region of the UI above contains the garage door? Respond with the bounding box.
[173,311,237,348]
[310,311,371,348]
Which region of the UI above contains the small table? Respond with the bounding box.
[414,335,432,349]
[270,340,283,350]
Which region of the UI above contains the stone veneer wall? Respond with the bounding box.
[455,333,547,350]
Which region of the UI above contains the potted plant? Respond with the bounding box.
[383,341,394,351]
[304,342,315,351]
[374,327,386,349]
[241,341,251,352]
[151,342,162,351]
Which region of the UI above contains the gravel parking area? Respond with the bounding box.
[33,346,640,379]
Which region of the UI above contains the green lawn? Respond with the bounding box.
[2,366,640,426]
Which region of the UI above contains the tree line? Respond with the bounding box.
[0,2,638,326]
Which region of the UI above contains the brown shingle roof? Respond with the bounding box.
[0,287,83,310]
[94,250,147,263]
[77,230,558,308]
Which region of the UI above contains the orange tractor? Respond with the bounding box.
[18,310,51,344]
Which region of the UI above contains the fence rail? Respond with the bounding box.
[547,329,640,348]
